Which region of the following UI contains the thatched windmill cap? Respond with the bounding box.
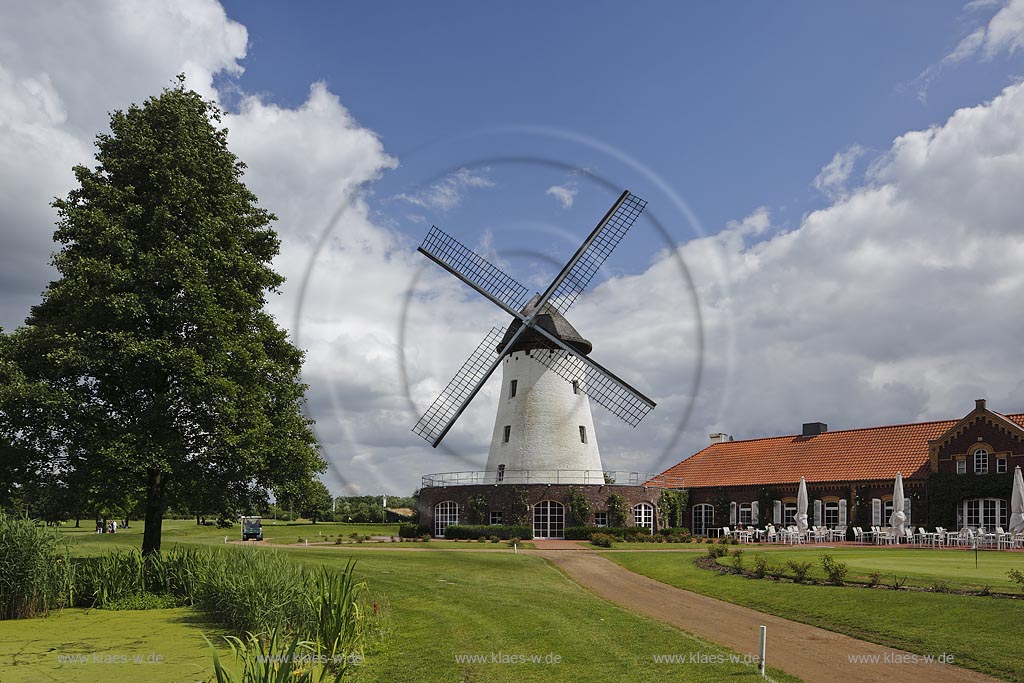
[497,295,593,356]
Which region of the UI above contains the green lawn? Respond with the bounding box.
[0,607,230,683]
[2,527,799,682]
[56,519,401,555]
[714,546,1024,592]
[608,550,1024,682]
[289,548,799,683]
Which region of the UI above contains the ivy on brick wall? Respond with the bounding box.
[658,489,688,528]
[927,472,1014,528]
[606,493,629,527]
[568,487,591,526]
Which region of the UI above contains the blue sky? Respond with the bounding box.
[218,1,1016,240]
[4,1,1024,495]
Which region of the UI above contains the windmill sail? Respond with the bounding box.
[538,191,647,315]
[412,326,508,446]
[419,226,531,313]
[529,335,655,427]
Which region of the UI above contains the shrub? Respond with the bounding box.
[866,571,882,588]
[590,533,614,548]
[819,554,848,586]
[930,580,951,593]
[564,526,649,541]
[419,534,431,542]
[787,561,814,583]
[729,548,744,570]
[706,545,728,559]
[477,536,487,543]
[1009,569,1024,591]
[0,511,74,619]
[398,523,428,539]
[751,554,769,579]
[507,537,522,547]
[443,525,533,540]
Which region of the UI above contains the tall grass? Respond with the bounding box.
[0,511,73,618]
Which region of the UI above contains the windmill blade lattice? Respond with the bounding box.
[412,326,507,445]
[544,192,647,315]
[528,342,654,427]
[419,226,531,313]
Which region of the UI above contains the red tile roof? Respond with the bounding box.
[654,413,1024,488]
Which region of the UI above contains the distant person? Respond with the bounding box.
[111,520,117,534]
[96,520,103,534]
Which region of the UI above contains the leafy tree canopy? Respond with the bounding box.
[2,77,323,554]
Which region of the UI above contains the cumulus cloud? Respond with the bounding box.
[394,167,494,212]
[812,145,864,200]
[546,181,578,208]
[572,81,1024,473]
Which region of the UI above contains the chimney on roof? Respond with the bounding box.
[802,422,827,437]
[976,398,987,411]
[709,433,733,444]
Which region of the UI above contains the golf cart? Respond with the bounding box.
[240,516,263,541]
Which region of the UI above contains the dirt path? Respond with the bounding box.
[533,549,1000,683]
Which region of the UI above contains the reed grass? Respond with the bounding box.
[0,511,73,618]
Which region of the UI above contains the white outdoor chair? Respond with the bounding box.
[765,525,779,543]
[830,526,848,542]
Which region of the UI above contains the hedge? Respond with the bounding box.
[398,523,430,538]
[564,526,653,540]
[443,525,533,540]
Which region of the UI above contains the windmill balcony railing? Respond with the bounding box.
[421,470,684,489]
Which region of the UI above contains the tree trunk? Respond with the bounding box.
[75,518,80,528]
[142,469,167,556]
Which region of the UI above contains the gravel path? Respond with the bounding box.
[532,549,1001,683]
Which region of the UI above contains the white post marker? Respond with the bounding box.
[758,625,767,677]
[514,543,518,554]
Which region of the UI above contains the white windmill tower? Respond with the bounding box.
[413,191,655,485]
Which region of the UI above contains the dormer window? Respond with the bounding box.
[974,448,989,474]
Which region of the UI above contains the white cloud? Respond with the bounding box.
[546,181,578,208]
[812,145,864,200]
[915,0,1024,100]
[394,167,494,212]
[572,81,1024,473]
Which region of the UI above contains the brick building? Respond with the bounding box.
[653,399,1024,535]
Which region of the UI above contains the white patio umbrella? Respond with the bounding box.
[796,476,809,532]
[1010,466,1024,534]
[889,472,907,540]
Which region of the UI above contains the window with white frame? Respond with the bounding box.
[692,504,714,535]
[594,511,608,527]
[997,458,1007,474]
[956,459,967,475]
[964,498,1006,529]
[738,503,752,526]
[883,499,894,523]
[434,501,460,537]
[634,503,654,531]
[974,448,989,474]
[783,503,797,526]
[489,510,503,525]
[496,464,505,482]
[824,501,839,527]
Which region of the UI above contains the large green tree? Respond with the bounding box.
[5,77,323,554]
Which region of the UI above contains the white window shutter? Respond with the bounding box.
[872,498,882,526]
[729,502,737,525]
[813,500,822,526]
[751,501,759,525]
[773,500,782,525]
[904,497,911,526]
[839,499,848,526]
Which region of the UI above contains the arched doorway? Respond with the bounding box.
[533,500,565,539]
[434,501,460,537]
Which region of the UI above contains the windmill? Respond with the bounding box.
[412,190,656,483]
